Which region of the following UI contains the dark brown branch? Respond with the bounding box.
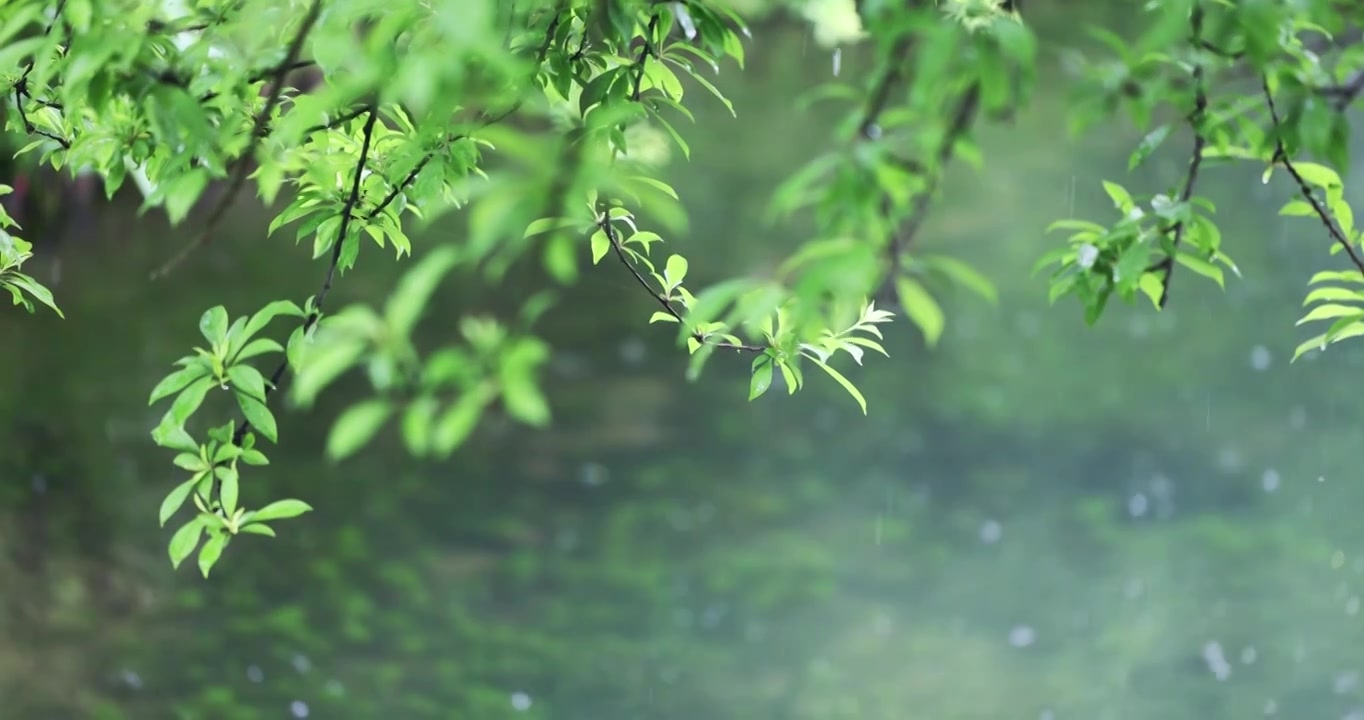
[1153,5,1210,309]
[1263,78,1364,277]
[226,107,380,456]
[151,0,324,280]
[597,213,764,353]
[1316,68,1364,111]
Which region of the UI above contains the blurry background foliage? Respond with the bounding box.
[5,0,1364,718]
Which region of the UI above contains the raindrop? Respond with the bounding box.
[290,700,309,718]
[121,669,143,690]
[832,47,842,77]
[1039,711,1055,720]
[864,123,882,140]
[1250,345,1272,371]
[1319,475,1327,483]
[619,337,646,367]
[671,2,697,39]
[1262,469,1281,493]
[1335,670,1359,694]
[291,654,311,674]
[1077,243,1099,269]
[1202,641,1231,680]
[979,519,1002,544]
[1241,646,1258,664]
[579,462,609,487]
[246,665,264,683]
[324,679,345,696]
[1128,493,1149,518]
[1264,699,1278,715]
[1008,625,1035,648]
[511,692,533,711]
[1216,448,1244,473]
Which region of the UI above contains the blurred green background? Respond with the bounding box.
[5,2,1364,718]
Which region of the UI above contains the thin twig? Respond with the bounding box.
[598,213,764,353]
[226,107,379,454]
[1263,78,1364,277]
[1153,5,1209,309]
[151,0,324,280]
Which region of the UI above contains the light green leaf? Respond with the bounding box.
[590,229,611,264]
[199,306,229,346]
[171,376,215,424]
[326,399,393,461]
[239,523,276,537]
[249,499,314,522]
[665,254,688,287]
[227,364,268,401]
[197,533,227,578]
[236,392,278,444]
[385,246,459,336]
[159,476,201,527]
[749,357,773,401]
[149,363,211,405]
[168,517,205,569]
[895,277,945,347]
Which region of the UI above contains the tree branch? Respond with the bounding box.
[1263,78,1364,277]
[226,107,380,455]
[1152,5,1209,309]
[150,0,324,280]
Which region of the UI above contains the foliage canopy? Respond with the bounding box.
[3,0,1363,575]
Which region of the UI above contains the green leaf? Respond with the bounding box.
[590,229,611,264]
[171,376,215,425]
[250,498,314,522]
[664,254,688,287]
[1129,124,1171,170]
[1101,180,1133,211]
[168,517,205,569]
[199,306,229,346]
[239,523,276,537]
[159,476,201,527]
[1279,199,1317,217]
[227,364,268,401]
[433,386,495,456]
[149,363,211,405]
[197,533,227,578]
[806,355,867,415]
[749,357,773,400]
[242,300,304,344]
[1292,161,1342,189]
[649,311,679,323]
[895,277,945,347]
[327,399,393,461]
[217,464,240,517]
[385,246,459,336]
[1173,252,1224,288]
[236,392,278,444]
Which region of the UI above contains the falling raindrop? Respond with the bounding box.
[511,692,533,711]
[579,462,609,487]
[619,337,647,366]
[1262,469,1281,493]
[1289,406,1308,429]
[671,2,697,39]
[1250,345,1272,371]
[1202,641,1231,680]
[979,519,1002,544]
[1008,625,1035,648]
[291,654,311,674]
[246,665,264,683]
[1264,699,1278,715]
[864,123,883,140]
[121,670,143,690]
[290,700,310,718]
[1335,671,1359,694]
[832,47,842,77]
[1077,243,1100,269]
[1128,493,1149,518]
[1241,646,1258,664]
